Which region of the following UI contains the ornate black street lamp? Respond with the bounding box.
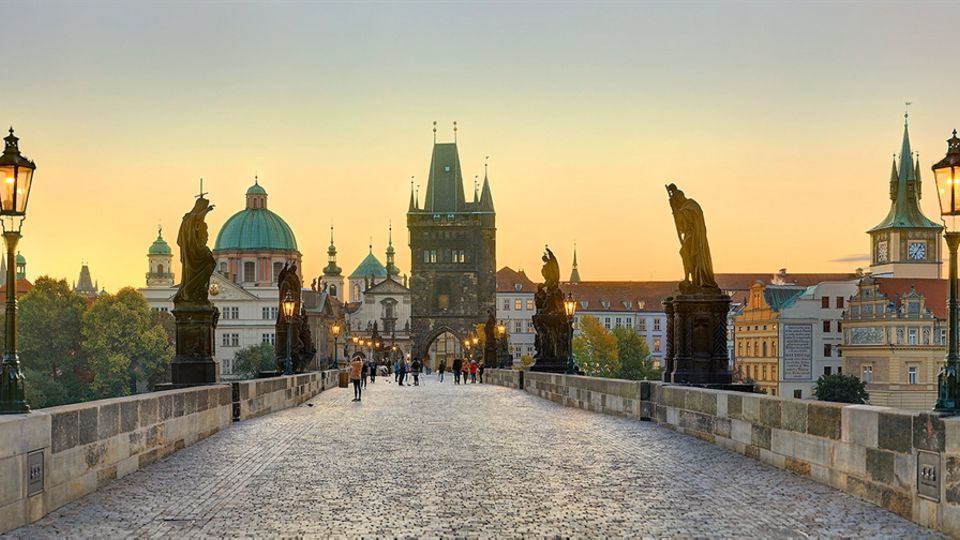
[0,128,35,414]
[331,322,341,369]
[496,322,507,368]
[564,293,577,375]
[933,130,960,412]
[281,293,295,375]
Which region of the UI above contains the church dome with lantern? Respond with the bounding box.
[212,179,301,286]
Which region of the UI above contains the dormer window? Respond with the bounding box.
[638,300,645,310]
[444,166,451,172]
[601,300,610,310]
[580,300,588,309]
[514,283,522,292]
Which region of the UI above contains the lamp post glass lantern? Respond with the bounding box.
[331,323,341,369]
[282,293,295,375]
[564,293,577,374]
[933,130,960,412]
[0,128,34,414]
[497,323,507,368]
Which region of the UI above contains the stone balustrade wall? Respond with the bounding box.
[0,369,342,534]
[486,369,960,537]
[483,367,522,389]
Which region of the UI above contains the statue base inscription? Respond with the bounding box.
[169,305,219,386]
[662,291,732,386]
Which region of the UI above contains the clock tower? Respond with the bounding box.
[868,114,943,278]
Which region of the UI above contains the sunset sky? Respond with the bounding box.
[5,1,958,290]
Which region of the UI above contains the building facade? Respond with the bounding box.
[407,138,496,368]
[496,267,537,362]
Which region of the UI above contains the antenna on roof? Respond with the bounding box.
[453,120,457,143]
[432,121,437,144]
[485,155,489,176]
[905,101,912,125]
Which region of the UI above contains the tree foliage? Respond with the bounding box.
[572,315,620,378]
[613,326,660,381]
[233,342,277,379]
[813,373,869,404]
[18,277,86,378]
[81,288,173,400]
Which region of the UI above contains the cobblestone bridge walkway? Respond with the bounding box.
[6,376,941,538]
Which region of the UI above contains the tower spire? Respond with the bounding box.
[569,243,582,283]
[479,155,495,212]
[408,176,417,211]
[324,225,342,277]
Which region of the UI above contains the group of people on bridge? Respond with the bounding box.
[348,354,487,402]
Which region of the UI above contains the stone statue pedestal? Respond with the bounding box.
[662,290,732,386]
[529,357,567,373]
[168,305,220,386]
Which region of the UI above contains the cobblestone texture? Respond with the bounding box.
[5,376,943,538]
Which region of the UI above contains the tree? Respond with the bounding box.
[81,288,173,399]
[813,373,869,404]
[233,342,276,380]
[17,277,88,407]
[613,326,660,380]
[572,315,620,378]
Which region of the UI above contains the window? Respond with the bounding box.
[615,317,622,327]
[262,333,275,345]
[908,366,918,385]
[526,321,534,333]
[836,296,844,309]
[625,319,633,328]
[423,250,430,264]
[639,319,646,332]
[794,389,802,399]
[823,344,832,357]
[222,333,231,347]
[823,320,830,333]
[514,321,522,333]
[862,366,873,384]
[653,319,661,331]
[824,366,832,376]
[262,307,278,320]
[272,262,283,282]
[838,366,842,375]
[503,299,510,311]
[653,337,661,353]
[762,341,767,357]
[223,307,239,320]
[908,328,918,345]
[218,262,226,274]
[821,296,830,309]
[526,299,534,311]
[604,317,611,329]
[243,261,256,283]
[515,299,523,311]
[738,341,743,356]
[837,321,842,333]
[330,284,337,297]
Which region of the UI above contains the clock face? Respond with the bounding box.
[877,241,888,262]
[908,242,926,260]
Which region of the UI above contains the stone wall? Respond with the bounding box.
[485,369,960,537]
[233,370,340,421]
[0,369,342,534]
[483,368,521,389]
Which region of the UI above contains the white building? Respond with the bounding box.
[496,267,537,361]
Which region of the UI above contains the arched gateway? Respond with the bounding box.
[420,327,464,372]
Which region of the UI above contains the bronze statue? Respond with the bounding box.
[532,247,572,370]
[666,183,718,291]
[173,197,216,305]
[484,310,497,365]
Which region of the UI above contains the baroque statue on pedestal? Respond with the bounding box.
[173,196,216,306]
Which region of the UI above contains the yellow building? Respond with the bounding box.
[734,282,805,396]
[842,277,945,409]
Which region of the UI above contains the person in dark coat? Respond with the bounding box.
[411,358,422,386]
[452,357,463,385]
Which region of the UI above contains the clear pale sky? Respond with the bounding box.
[5,1,957,290]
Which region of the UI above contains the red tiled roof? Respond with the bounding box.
[0,279,33,302]
[874,278,947,319]
[497,267,538,293]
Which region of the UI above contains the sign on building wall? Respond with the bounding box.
[782,323,813,381]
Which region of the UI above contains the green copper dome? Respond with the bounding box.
[214,181,298,252]
[350,249,387,278]
[149,229,172,255]
[15,252,25,265]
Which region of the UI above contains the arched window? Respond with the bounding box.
[243,261,256,283]
[330,284,337,297]
[762,341,767,357]
[157,264,164,275]
[273,262,283,283]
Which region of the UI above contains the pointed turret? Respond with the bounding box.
[323,226,342,277]
[889,154,898,201]
[75,263,97,298]
[422,141,467,213]
[915,154,922,199]
[385,222,400,277]
[870,113,940,232]
[479,171,494,212]
[408,180,417,212]
[569,244,582,283]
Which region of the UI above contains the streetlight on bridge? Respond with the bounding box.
[933,130,960,412]
[0,128,35,414]
[496,322,507,368]
[281,293,295,376]
[564,293,578,375]
[331,323,341,369]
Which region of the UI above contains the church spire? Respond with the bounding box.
[324,225,342,277]
[385,222,399,277]
[889,154,898,201]
[408,177,417,211]
[569,243,582,283]
[479,158,495,212]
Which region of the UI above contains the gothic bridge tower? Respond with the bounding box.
[407,128,496,366]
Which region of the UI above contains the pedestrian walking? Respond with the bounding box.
[452,357,462,384]
[398,357,408,386]
[462,358,470,385]
[470,358,478,383]
[361,360,369,389]
[412,357,422,386]
[394,359,401,382]
[478,361,485,384]
[438,359,446,383]
[350,355,363,402]
[370,362,377,384]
